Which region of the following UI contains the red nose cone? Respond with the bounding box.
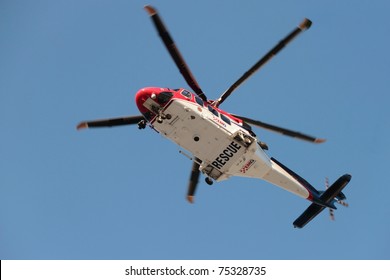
[135,87,175,119]
[135,88,152,114]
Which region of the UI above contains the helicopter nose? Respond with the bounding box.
[135,87,175,111]
[135,87,156,114]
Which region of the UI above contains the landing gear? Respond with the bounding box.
[234,131,254,147]
[258,141,269,150]
[205,177,213,186]
[138,120,147,129]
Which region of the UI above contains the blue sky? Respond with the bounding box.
[1,0,389,259]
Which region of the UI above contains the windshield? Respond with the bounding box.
[180,89,192,99]
[157,91,173,104]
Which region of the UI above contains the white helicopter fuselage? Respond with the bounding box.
[147,92,311,200]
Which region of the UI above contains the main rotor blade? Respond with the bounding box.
[233,114,325,143]
[214,18,312,107]
[144,5,207,101]
[77,115,145,130]
[187,158,201,203]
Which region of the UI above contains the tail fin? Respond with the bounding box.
[293,174,351,228]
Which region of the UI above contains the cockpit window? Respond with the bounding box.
[157,91,173,104]
[195,96,204,107]
[181,90,192,99]
[208,105,219,117]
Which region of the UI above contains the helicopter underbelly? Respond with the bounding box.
[151,99,260,176]
[150,98,311,199]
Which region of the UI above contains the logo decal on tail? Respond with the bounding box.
[240,159,256,174]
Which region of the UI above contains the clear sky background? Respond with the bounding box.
[1,0,389,260]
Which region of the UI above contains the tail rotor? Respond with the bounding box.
[325,177,349,221]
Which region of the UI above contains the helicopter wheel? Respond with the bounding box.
[205,177,213,186]
[137,120,147,129]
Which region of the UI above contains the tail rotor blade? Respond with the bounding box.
[77,115,145,130]
[233,114,326,143]
[214,18,312,107]
[337,200,349,207]
[144,5,207,101]
[325,177,349,221]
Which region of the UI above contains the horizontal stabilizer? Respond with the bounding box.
[293,174,351,228]
[320,174,351,203]
[293,203,324,228]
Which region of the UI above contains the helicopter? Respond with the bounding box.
[77,5,351,228]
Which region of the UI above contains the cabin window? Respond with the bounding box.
[220,114,231,125]
[195,96,204,107]
[208,105,219,117]
[181,90,192,99]
[157,91,173,104]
